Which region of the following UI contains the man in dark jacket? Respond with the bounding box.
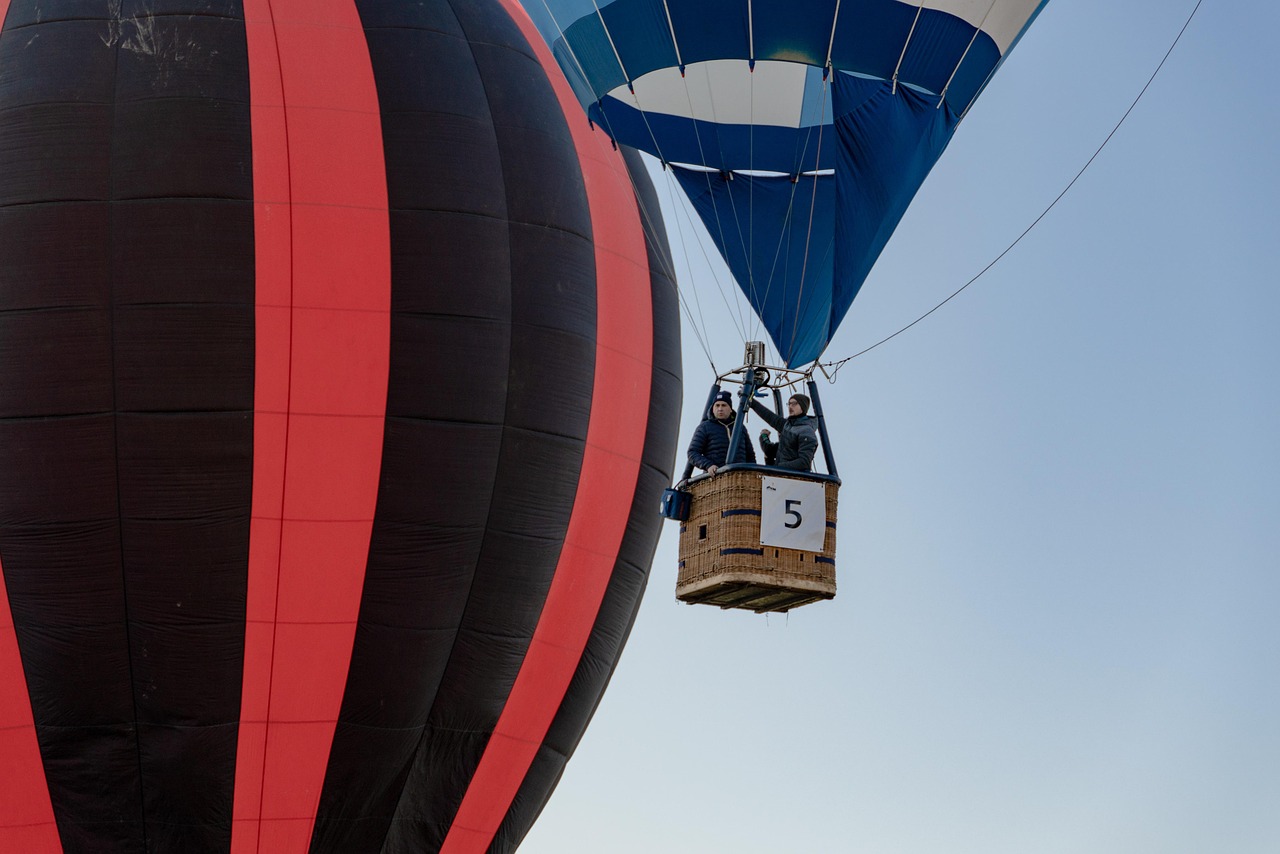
[752,393,819,472]
[687,390,756,475]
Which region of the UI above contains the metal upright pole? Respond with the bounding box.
[725,373,758,468]
[807,379,838,478]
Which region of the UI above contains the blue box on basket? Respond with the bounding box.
[659,487,691,521]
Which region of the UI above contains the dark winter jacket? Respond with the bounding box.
[751,400,818,472]
[687,407,756,472]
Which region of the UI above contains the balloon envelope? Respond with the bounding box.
[526,0,1047,364]
[0,1,679,851]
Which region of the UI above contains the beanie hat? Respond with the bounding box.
[714,391,732,405]
[790,393,810,414]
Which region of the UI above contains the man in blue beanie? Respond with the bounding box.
[687,390,756,475]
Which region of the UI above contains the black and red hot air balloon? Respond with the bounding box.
[0,0,680,851]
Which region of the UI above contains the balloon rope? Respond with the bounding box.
[818,0,1207,372]
[937,1,995,108]
[540,0,723,371]
[825,0,843,69]
[541,6,681,293]
[666,167,761,359]
[664,169,733,370]
[661,0,683,70]
[679,84,756,342]
[671,66,760,344]
[590,0,631,87]
[748,58,760,347]
[786,72,832,361]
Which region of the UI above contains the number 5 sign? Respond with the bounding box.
[760,476,826,552]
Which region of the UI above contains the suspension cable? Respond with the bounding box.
[817,0,1206,371]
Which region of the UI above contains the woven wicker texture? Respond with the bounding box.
[677,469,837,611]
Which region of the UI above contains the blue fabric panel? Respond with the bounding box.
[831,73,958,337]
[559,12,630,100]
[593,97,835,173]
[945,32,1001,110]
[597,0,679,79]
[541,0,1018,113]
[829,0,917,80]
[666,0,751,65]
[899,9,979,98]
[752,0,838,67]
[674,168,837,366]
[528,0,1041,362]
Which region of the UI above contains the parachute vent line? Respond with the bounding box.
[748,0,755,70]
[892,3,926,95]
[821,0,1206,369]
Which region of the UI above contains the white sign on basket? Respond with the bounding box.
[760,476,826,553]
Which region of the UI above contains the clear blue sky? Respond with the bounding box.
[523,1,1280,851]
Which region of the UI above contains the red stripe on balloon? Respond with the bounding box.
[0,559,61,852]
[233,2,390,852]
[440,2,656,851]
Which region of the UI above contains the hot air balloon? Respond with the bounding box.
[525,0,1046,367]
[523,0,1046,611]
[0,1,679,851]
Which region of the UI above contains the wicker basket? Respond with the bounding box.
[676,468,837,613]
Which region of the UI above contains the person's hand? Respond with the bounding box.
[708,465,718,475]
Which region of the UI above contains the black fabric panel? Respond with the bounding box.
[379,110,507,216]
[0,103,114,204]
[0,5,253,852]
[4,1,114,26]
[0,19,116,104]
[112,199,256,305]
[387,315,511,424]
[311,1,596,851]
[0,307,114,417]
[496,146,683,852]
[114,305,252,411]
[0,202,111,311]
[36,723,146,853]
[113,99,248,201]
[386,210,511,319]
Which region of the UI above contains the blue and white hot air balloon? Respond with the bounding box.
[524,0,1047,366]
